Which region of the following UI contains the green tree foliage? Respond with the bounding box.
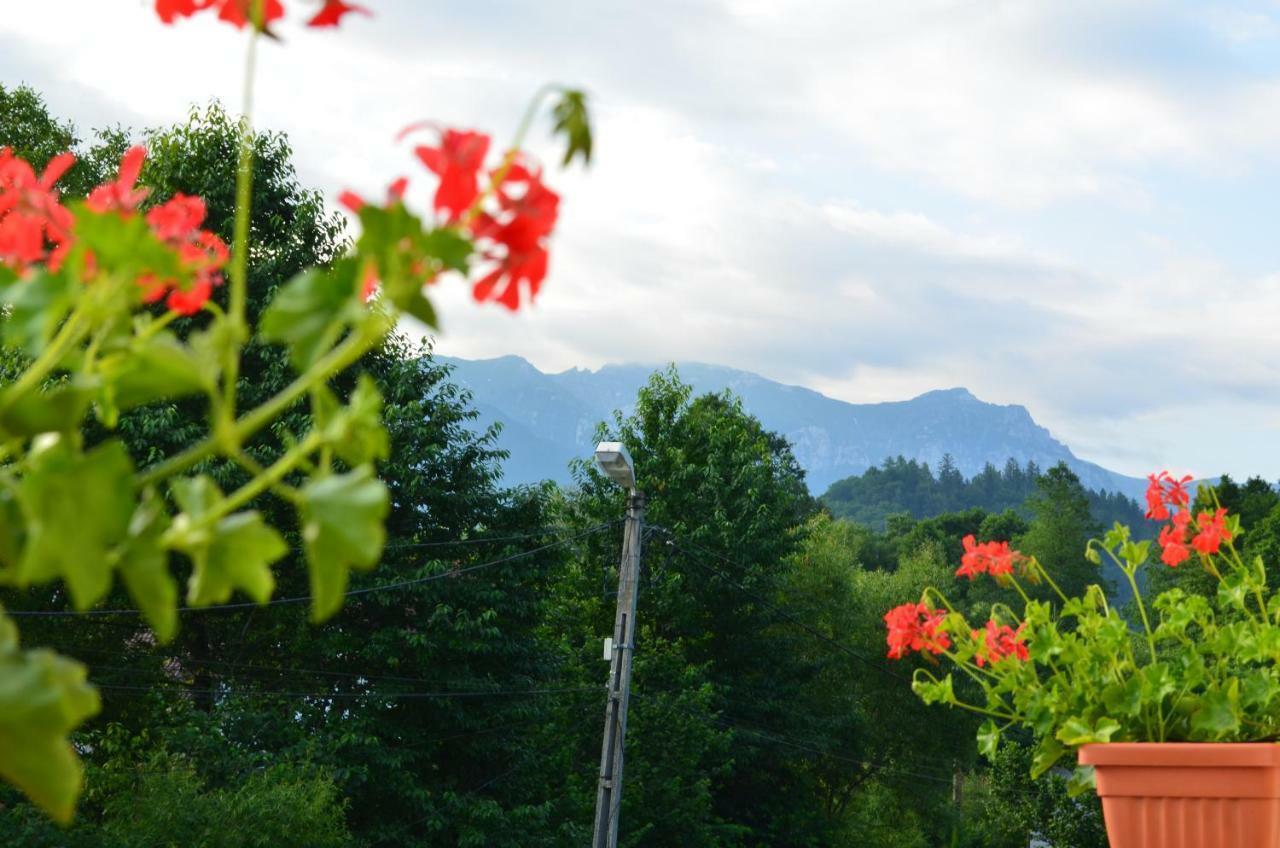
[823,454,1149,537]
[958,741,1106,848]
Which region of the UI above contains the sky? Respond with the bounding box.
[3,0,1280,481]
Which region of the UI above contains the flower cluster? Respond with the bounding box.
[154,0,368,29]
[971,620,1028,667]
[1,146,228,316]
[1145,470,1233,567]
[955,534,1025,580]
[0,148,75,273]
[884,602,951,659]
[342,126,562,312]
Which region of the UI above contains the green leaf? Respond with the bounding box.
[1056,716,1121,747]
[976,719,1000,760]
[551,89,593,166]
[0,610,100,823]
[299,466,389,622]
[259,266,359,371]
[911,672,955,706]
[0,271,74,355]
[14,437,135,609]
[0,381,94,438]
[115,493,177,643]
[99,331,209,411]
[320,376,389,467]
[1190,683,1241,739]
[1102,676,1142,717]
[1066,765,1096,798]
[351,204,472,329]
[168,476,285,606]
[1030,736,1065,778]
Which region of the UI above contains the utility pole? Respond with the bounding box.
[591,451,645,848]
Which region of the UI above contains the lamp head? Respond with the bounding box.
[594,441,636,490]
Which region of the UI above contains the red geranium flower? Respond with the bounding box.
[1145,473,1170,520]
[155,0,285,28]
[87,146,150,214]
[307,0,370,27]
[884,602,951,660]
[137,192,229,315]
[956,535,1023,581]
[1192,507,1232,556]
[971,620,1028,668]
[410,128,491,222]
[1159,510,1192,567]
[0,148,76,273]
[470,160,559,310]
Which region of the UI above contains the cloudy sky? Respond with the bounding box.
[3,1,1279,480]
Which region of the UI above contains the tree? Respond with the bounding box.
[551,368,825,844]
[1018,463,1107,601]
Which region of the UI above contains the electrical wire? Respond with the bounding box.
[5,522,617,619]
[96,682,601,701]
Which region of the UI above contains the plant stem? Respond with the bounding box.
[1124,565,1158,663]
[136,320,383,487]
[222,19,261,418]
[0,305,90,411]
[214,430,320,520]
[460,83,558,228]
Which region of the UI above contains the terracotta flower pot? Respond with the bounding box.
[1079,743,1280,847]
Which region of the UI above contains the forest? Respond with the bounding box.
[4,83,1280,847]
[821,455,1151,536]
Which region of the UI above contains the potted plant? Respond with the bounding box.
[885,472,1280,847]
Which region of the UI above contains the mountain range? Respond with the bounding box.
[436,355,1147,501]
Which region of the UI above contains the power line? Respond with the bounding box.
[96,682,601,701]
[649,526,910,684]
[6,522,616,619]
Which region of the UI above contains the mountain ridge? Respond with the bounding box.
[436,354,1147,500]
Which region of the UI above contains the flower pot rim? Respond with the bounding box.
[1080,742,1280,768]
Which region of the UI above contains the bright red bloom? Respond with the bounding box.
[1145,473,1170,520]
[1159,510,1192,567]
[956,535,1023,580]
[154,0,211,23]
[145,193,206,240]
[87,146,150,214]
[411,129,490,221]
[139,193,229,315]
[0,148,76,273]
[1192,507,1232,556]
[470,160,559,310]
[307,0,369,27]
[971,620,1028,668]
[884,602,951,660]
[1145,470,1194,520]
[155,0,285,28]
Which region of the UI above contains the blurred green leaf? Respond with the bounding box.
[14,437,135,609]
[115,492,177,643]
[169,476,285,606]
[551,89,592,167]
[260,265,360,371]
[299,466,389,622]
[0,610,100,823]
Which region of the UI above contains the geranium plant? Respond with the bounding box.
[885,471,1273,794]
[0,0,591,822]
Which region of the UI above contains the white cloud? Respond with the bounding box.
[3,0,1280,480]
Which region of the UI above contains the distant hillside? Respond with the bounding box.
[437,355,1148,499]
[821,454,1153,537]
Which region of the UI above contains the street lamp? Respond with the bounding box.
[591,441,644,848]
[594,441,636,491]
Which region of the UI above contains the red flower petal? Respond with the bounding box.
[307,0,371,28]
